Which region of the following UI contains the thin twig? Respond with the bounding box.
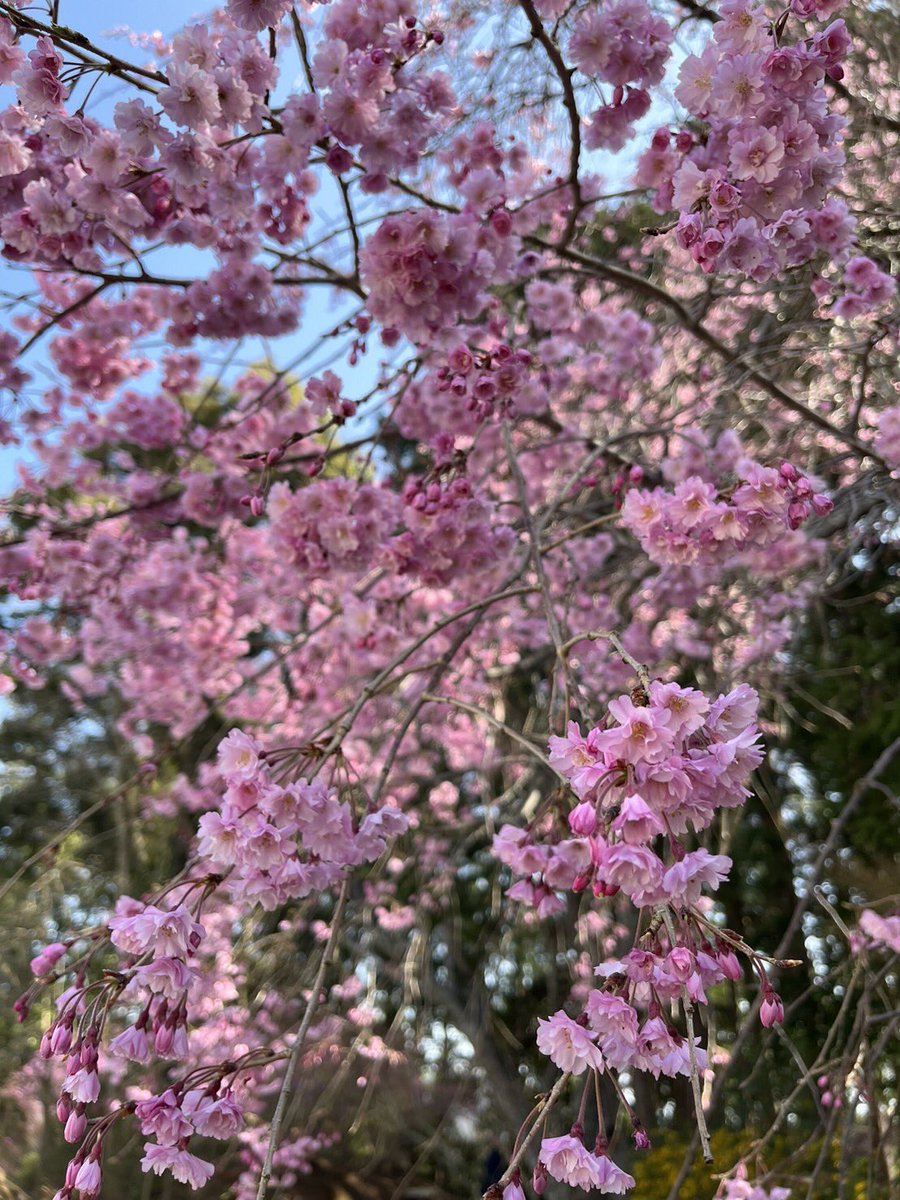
[485,1072,571,1198]
[255,878,350,1200]
[661,908,713,1164]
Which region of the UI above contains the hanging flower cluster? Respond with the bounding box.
[635,0,883,293]
[197,730,409,909]
[620,457,832,568]
[493,679,791,1194]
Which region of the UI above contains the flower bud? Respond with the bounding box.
[64,1107,87,1144]
[532,1160,548,1195]
[569,801,598,836]
[760,990,784,1027]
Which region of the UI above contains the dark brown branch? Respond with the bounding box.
[518,0,583,247]
[529,236,887,466]
[0,2,168,91]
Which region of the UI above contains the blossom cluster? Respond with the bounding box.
[851,908,900,955]
[359,207,516,343]
[493,680,786,1192]
[538,1129,635,1194]
[0,0,893,1197]
[196,730,409,910]
[635,0,868,287]
[307,0,455,182]
[497,681,763,905]
[137,1086,244,1191]
[395,468,517,585]
[620,456,832,568]
[262,469,515,587]
[27,887,229,1196]
[21,723,409,1197]
[433,341,533,424]
[716,1162,791,1200]
[569,0,674,153]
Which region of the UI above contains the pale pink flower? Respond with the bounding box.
[217,728,261,782]
[62,1068,100,1104]
[663,849,732,905]
[594,1153,637,1194]
[140,1143,215,1189]
[539,1133,602,1188]
[730,129,785,182]
[599,696,674,764]
[548,721,608,797]
[136,1091,193,1145]
[612,794,665,844]
[536,1011,604,1075]
[109,1024,152,1062]
[226,0,291,33]
[136,956,195,999]
[182,1089,244,1138]
[601,843,665,905]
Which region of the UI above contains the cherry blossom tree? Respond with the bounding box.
[0,0,897,1198]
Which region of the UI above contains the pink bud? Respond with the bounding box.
[718,949,742,981]
[532,1160,548,1195]
[788,501,809,530]
[568,801,597,836]
[30,942,66,977]
[779,461,800,483]
[154,1022,174,1055]
[64,1108,87,1143]
[51,1021,73,1056]
[491,208,513,237]
[760,991,784,1028]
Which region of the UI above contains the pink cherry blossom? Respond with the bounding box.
[536,1012,605,1075]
